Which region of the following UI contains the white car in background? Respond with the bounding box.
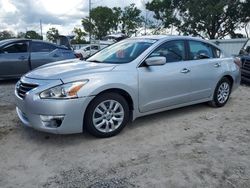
[75,44,109,59]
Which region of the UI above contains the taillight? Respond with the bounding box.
[234,57,242,68]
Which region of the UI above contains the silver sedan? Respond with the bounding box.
[15,35,241,137]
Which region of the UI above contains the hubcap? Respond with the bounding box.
[93,100,124,133]
[217,82,230,104]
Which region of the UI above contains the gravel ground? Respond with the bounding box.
[0,80,250,188]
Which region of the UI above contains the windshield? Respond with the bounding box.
[86,38,157,64]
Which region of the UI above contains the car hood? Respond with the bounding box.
[25,59,116,80]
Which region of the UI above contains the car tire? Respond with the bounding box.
[208,77,232,107]
[84,92,129,138]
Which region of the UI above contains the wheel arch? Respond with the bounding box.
[222,75,234,88]
[83,87,135,131]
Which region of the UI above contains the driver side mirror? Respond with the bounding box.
[198,53,210,59]
[145,56,166,66]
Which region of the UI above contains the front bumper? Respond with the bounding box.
[15,78,94,134]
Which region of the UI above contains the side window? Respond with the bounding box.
[212,46,221,58]
[31,42,56,52]
[91,45,99,50]
[2,42,28,53]
[188,41,213,60]
[149,40,185,63]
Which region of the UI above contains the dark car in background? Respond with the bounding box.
[0,39,76,79]
[239,42,250,83]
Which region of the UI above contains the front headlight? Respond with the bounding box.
[40,80,88,99]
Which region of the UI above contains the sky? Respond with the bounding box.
[0,0,148,36]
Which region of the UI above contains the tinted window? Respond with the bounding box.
[212,46,221,58]
[188,41,213,60]
[149,40,185,63]
[2,42,28,53]
[31,42,56,52]
[91,45,99,50]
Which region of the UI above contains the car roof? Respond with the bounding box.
[0,38,69,49]
[132,35,205,41]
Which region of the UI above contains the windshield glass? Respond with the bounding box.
[86,39,157,64]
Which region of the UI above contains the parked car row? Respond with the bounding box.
[14,35,241,137]
[0,39,77,79]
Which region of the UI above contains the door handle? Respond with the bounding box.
[18,56,26,60]
[214,63,221,68]
[53,54,59,58]
[180,68,190,73]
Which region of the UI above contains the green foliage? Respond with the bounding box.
[46,27,59,42]
[146,0,247,39]
[82,6,115,39]
[25,30,43,40]
[112,7,122,32]
[71,27,86,44]
[82,4,143,39]
[0,30,15,40]
[17,32,25,38]
[121,4,143,36]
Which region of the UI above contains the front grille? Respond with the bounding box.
[16,81,38,99]
[242,59,250,71]
[241,58,250,80]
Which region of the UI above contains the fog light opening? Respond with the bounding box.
[40,115,64,128]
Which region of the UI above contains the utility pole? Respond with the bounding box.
[40,19,43,40]
[89,0,91,44]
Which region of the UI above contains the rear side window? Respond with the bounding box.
[149,40,185,63]
[188,41,213,60]
[91,45,99,50]
[31,42,56,52]
[2,42,28,53]
[212,46,221,58]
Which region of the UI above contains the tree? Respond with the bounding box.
[112,7,122,32]
[46,27,59,42]
[0,30,15,40]
[82,6,115,39]
[121,4,143,36]
[17,32,26,38]
[71,27,86,44]
[146,0,245,39]
[241,0,250,38]
[25,30,43,40]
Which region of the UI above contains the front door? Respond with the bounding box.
[138,40,193,113]
[0,41,29,78]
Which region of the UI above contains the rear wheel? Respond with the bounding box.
[84,93,129,138]
[209,77,232,107]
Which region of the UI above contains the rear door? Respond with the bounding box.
[30,41,61,69]
[0,41,30,78]
[186,40,224,101]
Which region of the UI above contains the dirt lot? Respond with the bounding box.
[0,80,250,188]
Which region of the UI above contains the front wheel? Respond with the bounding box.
[209,77,232,107]
[84,93,129,138]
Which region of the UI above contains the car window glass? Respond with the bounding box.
[188,41,213,60]
[212,47,221,58]
[2,42,28,53]
[85,47,90,51]
[91,45,99,50]
[31,42,56,52]
[87,39,156,64]
[149,40,185,63]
